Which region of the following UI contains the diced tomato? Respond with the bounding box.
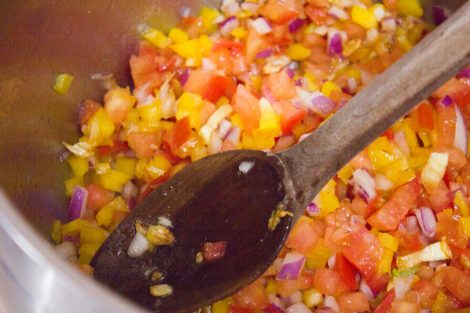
[86,184,114,212]
[436,102,456,147]
[334,253,359,291]
[383,0,397,11]
[263,304,284,313]
[338,292,370,313]
[232,280,269,310]
[418,101,435,130]
[390,300,420,313]
[258,0,299,24]
[202,241,227,262]
[350,150,374,172]
[163,117,191,156]
[277,271,315,297]
[412,279,439,309]
[314,268,343,296]
[366,273,390,296]
[434,145,467,169]
[272,135,296,152]
[428,181,452,213]
[433,78,469,100]
[286,216,321,255]
[184,70,212,96]
[127,132,159,159]
[393,230,423,255]
[305,5,330,25]
[436,210,468,249]
[245,27,270,61]
[205,76,237,103]
[232,85,261,131]
[79,99,101,126]
[212,39,244,54]
[129,44,166,89]
[267,71,297,101]
[373,288,395,313]
[342,21,366,41]
[272,101,307,134]
[96,141,129,156]
[367,178,420,231]
[342,227,384,280]
[441,266,470,303]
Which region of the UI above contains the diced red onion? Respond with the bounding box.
[277,251,306,281]
[375,174,393,191]
[127,232,149,258]
[286,302,311,313]
[264,304,285,313]
[268,294,286,310]
[289,18,304,33]
[329,6,349,20]
[122,181,138,202]
[432,6,448,26]
[405,216,420,233]
[441,95,453,107]
[256,49,274,59]
[414,207,436,238]
[310,94,335,117]
[328,33,343,56]
[295,79,303,87]
[251,17,272,35]
[55,241,78,262]
[359,279,374,301]
[286,68,295,79]
[179,69,190,86]
[208,135,223,154]
[457,68,470,79]
[323,296,339,313]
[288,290,303,304]
[393,130,410,156]
[454,105,468,155]
[68,186,88,221]
[220,17,239,36]
[327,254,336,269]
[306,202,320,216]
[225,126,241,145]
[352,169,377,203]
[218,16,236,27]
[218,119,232,139]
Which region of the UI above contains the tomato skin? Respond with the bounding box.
[232,84,261,131]
[428,181,452,213]
[163,117,192,157]
[232,280,269,310]
[338,292,370,313]
[272,101,306,134]
[411,279,439,309]
[436,210,468,249]
[96,141,129,157]
[129,44,168,89]
[418,101,435,130]
[86,184,114,212]
[366,273,390,296]
[245,27,270,61]
[286,216,320,255]
[212,39,244,53]
[258,0,299,24]
[127,132,159,159]
[367,178,420,231]
[205,75,237,103]
[334,253,359,291]
[342,227,384,280]
[373,288,395,313]
[436,102,456,147]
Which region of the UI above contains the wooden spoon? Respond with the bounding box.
[92,3,470,312]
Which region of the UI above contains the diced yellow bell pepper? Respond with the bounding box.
[100,169,131,192]
[200,7,220,31]
[351,5,378,29]
[216,96,230,108]
[87,108,115,145]
[169,27,189,43]
[432,292,446,313]
[78,243,101,264]
[455,191,469,217]
[378,232,399,251]
[242,131,276,150]
[171,39,202,59]
[304,72,319,92]
[321,81,341,98]
[62,218,87,236]
[231,27,247,39]
[266,279,278,294]
[461,217,470,238]
[125,108,140,124]
[379,249,393,274]
[114,157,136,177]
[96,197,128,228]
[51,220,63,244]
[137,101,162,125]
[337,164,353,184]
[287,44,311,61]
[306,240,331,269]
[189,139,208,162]
[176,92,203,128]
[53,73,74,95]
[64,176,84,197]
[303,289,323,308]
[397,0,423,17]
[142,27,169,49]
[80,224,107,245]
[198,35,213,56]
[386,168,415,187]
[67,155,89,177]
[319,191,340,216]
[212,298,231,313]
[230,113,244,129]
[257,98,281,138]
[147,155,172,179]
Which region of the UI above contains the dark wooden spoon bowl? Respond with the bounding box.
[92,2,470,312]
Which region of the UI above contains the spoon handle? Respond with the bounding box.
[279,1,470,215]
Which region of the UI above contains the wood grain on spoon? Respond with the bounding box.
[92,2,470,312]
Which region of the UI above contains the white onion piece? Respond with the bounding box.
[288,290,303,304]
[268,294,286,310]
[375,174,393,191]
[323,296,339,313]
[405,216,420,233]
[277,252,306,281]
[122,181,138,202]
[159,77,176,119]
[250,17,272,35]
[352,169,377,202]
[220,17,239,36]
[55,241,78,262]
[414,207,436,238]
[286,302,312,313]
[327,254,336,269]
[329,6,349,20]
[218,119,232,139]
[241,2,260,14]
[454,105,468,155]
[359,279,374,300]
[202,58,217,72]
[393,276,413,300]
[239,160,255,174]
[394,131,410,156]
[158,216,173,228]
[127,232,149,258]
[347,77,357,94]
[225,126,241,145]
[381,18,397,32]
[208,135,223,154]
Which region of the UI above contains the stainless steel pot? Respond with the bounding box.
[0,0,465,312]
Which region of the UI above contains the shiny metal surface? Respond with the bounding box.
[0,0,464,313]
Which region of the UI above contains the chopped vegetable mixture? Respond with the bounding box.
[52,0,470,311]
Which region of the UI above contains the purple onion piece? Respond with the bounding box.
[432,6,448,26]
[310,95,335,117]
[441,95,453,107]
[219,16,236,27]
[295,79,303,87]
[288,18,304,33]
[457,68,470,79]
[286,68,295,79]
[328,33,343,56]
[276,252,306,281]
[414,207,436,238]
[179,69,190,86]
[263,304,285,313]
[306,202,320,216]
[68,186,88,221]
[256,48,274,59]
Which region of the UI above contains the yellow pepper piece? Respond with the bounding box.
[304,72,319,92]
[64,176,84,197]
[114,157,136,176]
[147,155,172,180]
[200,7,220,31]
[287,44,311,61]
[141,27,169,49]
[67,155,89,177]
[461,217,470,238]
[266,279,278,294]
[168,27,189,43]
[53,73,74,95]
[51,220,62,244]
[306,240,331,269]
[100,169,131,192]
[303,289,323,308]
[62,218,87,236]
[87,108,115,145]
[96,197,128,228]
[78,243,101,264]
[337,164,353,184]
[242,131,276,150]
[351,5,378,29]
[455,191,469,217]
[80,224,107,245]
[176,92,203,128]
[137,101,162,125]
[231,27,247,39]
[379,248,394,274]
[230,113,244,129]
[171,39,202,59]
[198,35,214,56]
[212,298,231,313]
[257,98,281,138]
[432,292,446,313]
[321,81,341,98]
[378,232,399,252]
[397,0,423,17]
